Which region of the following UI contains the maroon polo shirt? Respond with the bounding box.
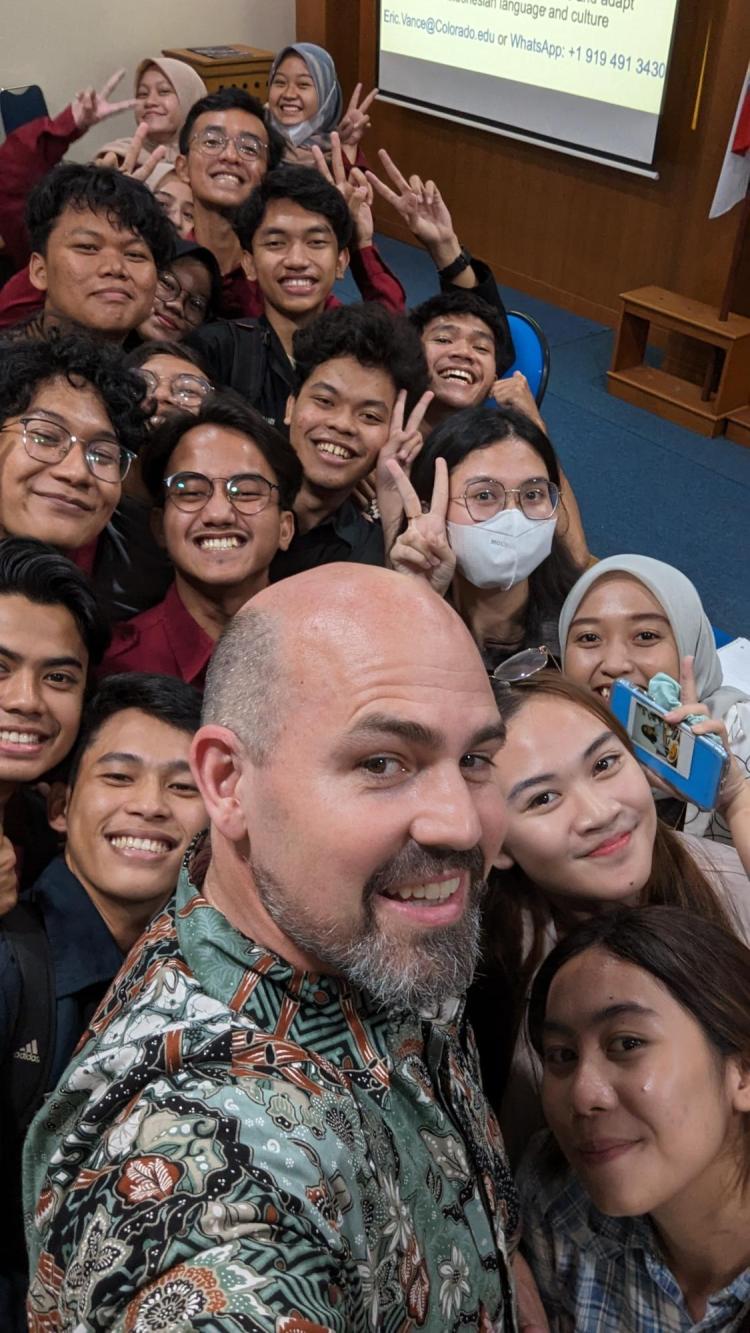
[98,582,214,690]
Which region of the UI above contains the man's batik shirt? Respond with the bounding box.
[24,856,520,1332]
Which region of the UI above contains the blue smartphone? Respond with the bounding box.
[610,680,728,810]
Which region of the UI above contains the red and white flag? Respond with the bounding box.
[710,63,750,218]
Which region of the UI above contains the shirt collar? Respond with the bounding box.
[32,856,124,999]
[162,583,215,685]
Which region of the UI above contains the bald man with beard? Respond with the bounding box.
[25,564,547,1332]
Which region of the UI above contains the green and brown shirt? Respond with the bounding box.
[24,857,519,1331]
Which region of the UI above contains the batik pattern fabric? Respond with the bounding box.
[518,1131,750,1331]
[24,852,520,1332]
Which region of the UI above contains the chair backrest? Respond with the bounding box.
[0,85,48,136]
[502,310,550,406]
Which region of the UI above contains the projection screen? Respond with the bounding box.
[377,0,682,176]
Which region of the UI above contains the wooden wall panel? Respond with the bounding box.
[298,0,750,325]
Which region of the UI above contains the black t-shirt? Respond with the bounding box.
[271,499,385,581]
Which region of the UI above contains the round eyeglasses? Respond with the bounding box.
[164,471,279,515]
[156,272,210,326]
[191,129,269,162]
[451,478,559,524]
[492,645,552,689]
[139,371,213,407]
[11,417,133,482]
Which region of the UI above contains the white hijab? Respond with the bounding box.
[559,554,748,718]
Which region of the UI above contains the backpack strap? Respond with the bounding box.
[2,899,56,1133]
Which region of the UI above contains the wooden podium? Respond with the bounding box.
[162,45,274,101]
[608,286,750,439]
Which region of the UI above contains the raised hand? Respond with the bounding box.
[366,148,456,253]
[72,68,137,131]
[337,83,378,159]
[387,456,455,596]
[312,132,374,246]
[375,388,434,545]
[491,371,545,431]
[97,121,167,182]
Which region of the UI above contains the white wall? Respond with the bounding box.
[0,0,296,157]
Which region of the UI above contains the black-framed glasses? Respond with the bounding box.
[492,645,552,690]
[190,129,269,162]
[156,272,210,326]
[13,417,133,482]
[138,371,213,406]
[164,471,279,514]
[451,477,559,523]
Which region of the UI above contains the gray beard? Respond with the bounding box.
[250,842,487,1014]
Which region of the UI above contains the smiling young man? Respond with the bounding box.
[24,562,535,1331]
[100,393,301,688]
[271,301,429,579]
[1,672,205,1331]
[0,333,148,563]
[1,162,175,342]
[0,538,109,908]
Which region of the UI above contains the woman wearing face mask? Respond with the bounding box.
[468,671,750,1158]
[267,43,376,164]
[519,906,750,1332]
[384,406,586,669]
[96,58,207,178]
[560,554,750,846]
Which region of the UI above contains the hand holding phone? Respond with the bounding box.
[610,677,728,811]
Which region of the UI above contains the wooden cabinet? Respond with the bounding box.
[161,45,274,102]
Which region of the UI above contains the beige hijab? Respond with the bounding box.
[96,57,207,171]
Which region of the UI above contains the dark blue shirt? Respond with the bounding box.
[0,856,124,1087]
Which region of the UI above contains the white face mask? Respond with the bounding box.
[447,508,557,590]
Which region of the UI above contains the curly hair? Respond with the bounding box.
[26,163,176,271]
[234,165,353,252]
[0,330,151,456]
[292,303,430,414]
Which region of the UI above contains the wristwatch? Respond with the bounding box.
[437,246,473,282]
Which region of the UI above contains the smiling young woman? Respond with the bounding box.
[467,672,750,1158]
[518,906,750,1332]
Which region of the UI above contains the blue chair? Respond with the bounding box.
[502,310,550,406]
[0,84,48,136]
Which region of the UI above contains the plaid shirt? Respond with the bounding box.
[518,1132,750,1332]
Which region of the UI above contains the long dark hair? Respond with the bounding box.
[528,905,750,1185]
[409,406,584,646]
[469,672,737,1114]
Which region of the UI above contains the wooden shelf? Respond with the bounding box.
[726,407,750,448]
[162,45,274,99]
[608,286,750,434]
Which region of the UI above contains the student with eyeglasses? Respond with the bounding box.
[135,239,221,345]
[99,392,301,688]
[381,404,587,670]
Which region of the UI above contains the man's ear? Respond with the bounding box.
[28,251,49,294]
[241,249,257,281]
[174,154,191,185]
[47,781,70,835]
[149,505,166,550]
[190,726,251,843]
[284,394,296,429]
[335,247,350,282]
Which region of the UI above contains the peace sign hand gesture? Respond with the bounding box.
[366,149,456,252]
[312,132,374,246]
[337,83,379,159]
[387,456,455,597]
[72,68,137,131]
[375,388,433,546]
[97,121,167,182]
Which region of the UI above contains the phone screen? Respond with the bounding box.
[630,700,695,779]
